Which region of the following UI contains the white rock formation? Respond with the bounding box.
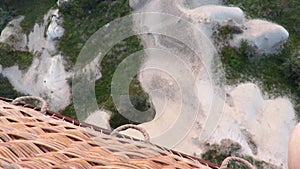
[208,83,296,167]
[28,10,56,54]
[2,53,71,111]
[186,5,245,24]
[46,9,64,40]
[182,5,289,56]
[1,9,71,111]
[231,19,289,55]
[57,0,69,7]
[85,110,112,130]
[179,0,222,9]
[0,16,27,51]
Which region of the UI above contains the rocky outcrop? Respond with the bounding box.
[187,5,245,24]
[1,9,70,111]
[57,0,69,7]
[1,53,71,111]
[185,5,289,56]
[231,19,289,55]
[84,110,112,130]
[46,9,64,40]
[0,16,27,51]
[209,83,296,168]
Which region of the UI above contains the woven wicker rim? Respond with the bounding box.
[0,96,256,169]
[111,124,150,142]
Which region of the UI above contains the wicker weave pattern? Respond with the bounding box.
[0,100,213,169]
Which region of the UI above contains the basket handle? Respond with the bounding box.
[111,124,150,142]
[12,96,48,114]
[220,156,256,169]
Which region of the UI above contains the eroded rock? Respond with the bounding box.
[0,16,27,51]
[46,9,64,40]
[231,19,289,55]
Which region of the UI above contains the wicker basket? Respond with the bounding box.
[0,96,255,169]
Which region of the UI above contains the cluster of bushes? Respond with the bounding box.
[0,43,33,71]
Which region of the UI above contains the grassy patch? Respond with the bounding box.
[95,36,154,129]
[0,74,22,99]
[0,42,33,71]
[221,44,296,96]
[59,0,131,65]
[59,0,154,128]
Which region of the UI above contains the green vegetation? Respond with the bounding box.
[94,36,154,129]
[221,0,300,116]
[0,5,14,32]
[0,74,21,99]
[59,0,154,128]
[0,42,33,70]
[213,24,243,42]
[0,0,57,34]
[282,56,300,86]
[59,0,131,65]
[202,139,279,168]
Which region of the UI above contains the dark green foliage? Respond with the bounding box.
[238,40,257,59]
[282,56,300,86]
[202,139,242,164]
[221,44,297,97]
[60,104,77,119]
[0,0,57,34]
[0,74,21,99]
[0,6,14,32]
[59,0,131,65]
[0,43,33,70]
[214,24,243,40]
[95,36,154,128]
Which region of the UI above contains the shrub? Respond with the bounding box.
[0,42,33,71]
[282,56,300,86]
